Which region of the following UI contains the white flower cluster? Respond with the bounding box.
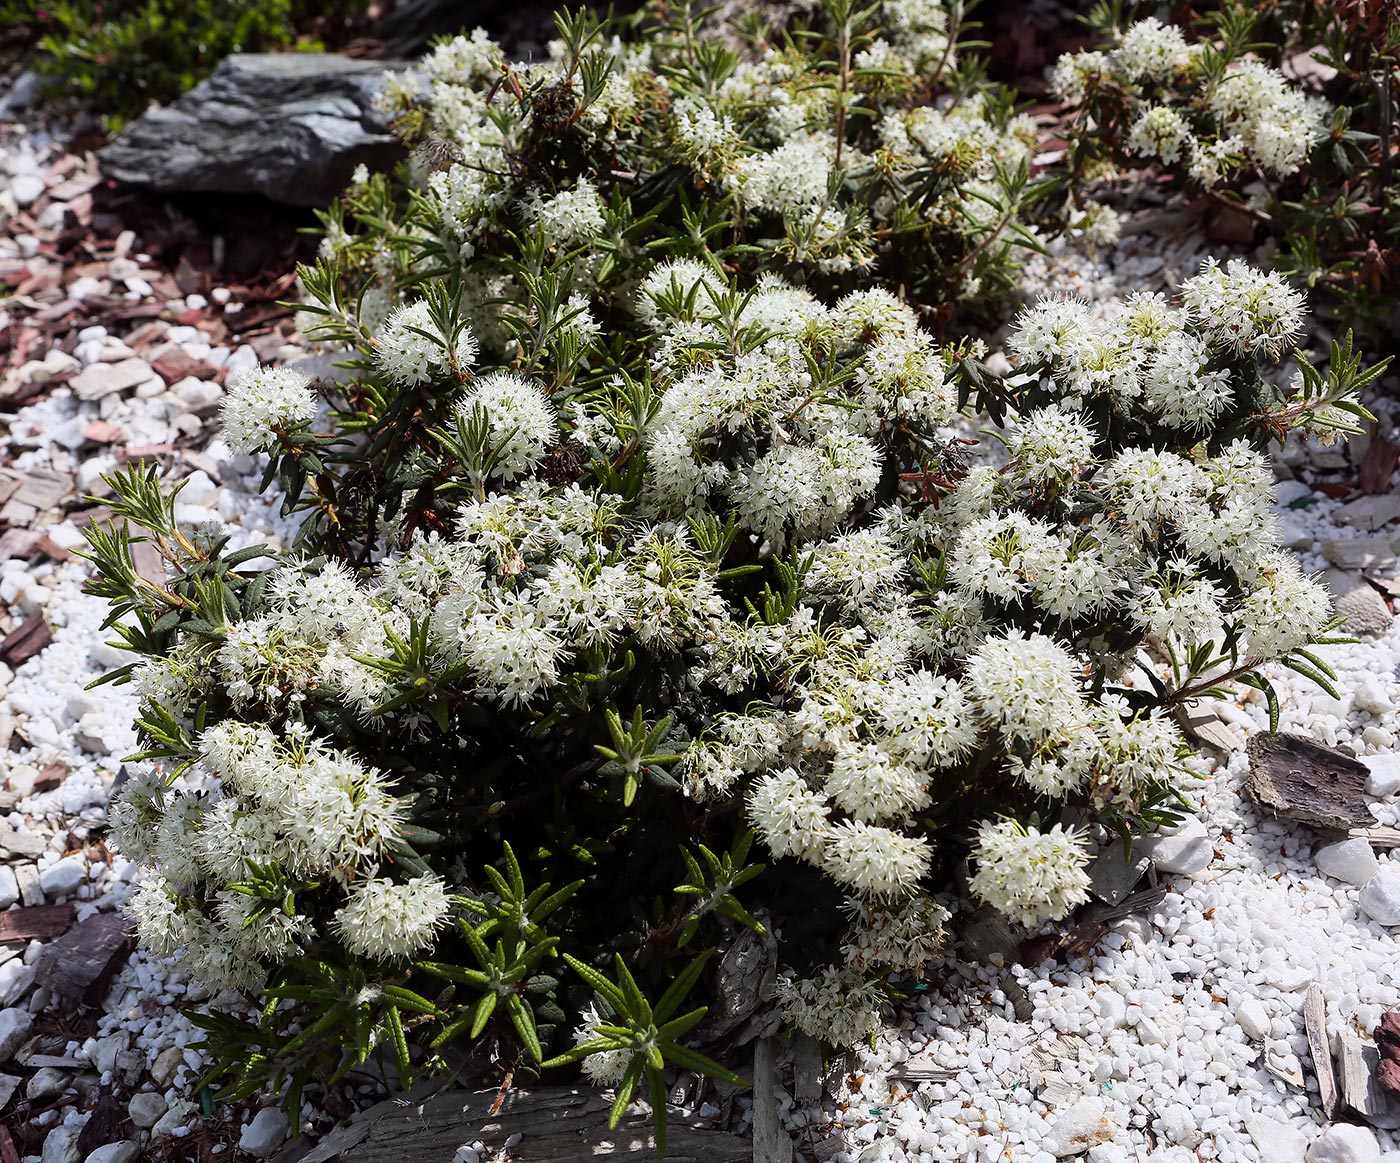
[336,3,1035,326]
[375,300,479,388]
[1052,19,1328,182]
[1010,259,1305,423]
[221,366,319,454]
[118,718,452,989]
[968,819,1092,929]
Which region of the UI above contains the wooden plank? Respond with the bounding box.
[36,913,132,1003]
[1305,984,1340,1119]
[1339,1030,1400,1128]
[0,904,74,945]
[751,1038,793,1163]
[309,1086,749,1163]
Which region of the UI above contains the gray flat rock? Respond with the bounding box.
[99,54,407,206]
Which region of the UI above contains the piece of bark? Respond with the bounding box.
[792,1035,823,1108]
[299,1085,749,1163]
[36,913,133,1003]
[1340,1029,1400,1128]
[0,1125,19,1163]
[751,1037,794,1163]
[0,614,52,667]
[704,925,777,1040]
[1305,984,1341,1119]
[1265,1039,1306,1088]
[960,904,1022,965]
[1351,827,1400,848]
[1244,733,1373,830]
[1360,429,1400,494]
[0,904,74,945]
[75,1093,130,1157]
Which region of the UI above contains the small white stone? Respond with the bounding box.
[1140,815,1212,875]
[0,866,18,909]
[1235,998,1270,1041]
[1364,753,1400,798]
[1044,1097,1114,1157]
[41,1125,82,1163]
[238,1108,290,1158]
[1245,1112,1307,1163]
[12,173,44,208]
[85,1143,141,1163]
[1315,838,1380,886]
[1306,1123,1380,1163]
[128,1090,167,1129]
[39,854,87,897]
[0,1007,33,1061]
[1353,675,1394,716]
[26,1065,69,1101]
[1359,868,1400,925]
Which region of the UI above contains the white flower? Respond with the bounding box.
[824,741,929,823]
[526,178,607,248]
[1115,17,1192,84]
[457,371,558,480]
[749,768,831,863]
[821,819,931,897]
[333,875,453,961]
[1236,551,1332,659]
[774,966,885,1046]
[1127,105,1193,165]
[572,1004,632,1086]
[221,366,318,453]
[969,819,1091,928]
[127,875,194,956]
[1209,59,1327,177]
[1008,406,1098,490]
[1051,50,1110,106]
[878,672,977,769]
[1180,258,1305,359]
[375,300,479,388]
[965,631,1087,745]
[839,894,949,972]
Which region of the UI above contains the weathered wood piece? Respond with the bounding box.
[1339,1029,1400,1128]
[13,866,42,908]
[792,1035,823,1108]
[1305,984,1340,1119]
[36,913,133,1003]
[1351,827,1400,848]
[1245,733,1372,830]
[705,926,777,1041]
[0,614,52,667]
[752,1037,793,1163]
[75,1093,130,1157]
[0,904,74,946]
[300,1086,750,1163]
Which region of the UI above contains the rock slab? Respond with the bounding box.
[99,55,406,206]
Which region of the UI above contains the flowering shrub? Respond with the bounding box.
[310,0,1050,347]
[1050,1,1400,340]
[82,0,1387,1146]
